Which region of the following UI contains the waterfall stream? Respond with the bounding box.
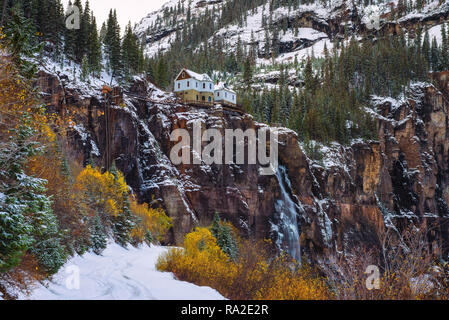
[273,166,302,264]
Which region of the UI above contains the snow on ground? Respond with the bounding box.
[135,0,220,35]
[137,0,227,57]
[36,55,118,100]
[143,32,177,58]
[399,0,449,23]
[208,2,330,58]
[281,28,328,42]
[428,24,443,45]
[212,3,268,47]
[275,38,333,64]
[19,243,225,300]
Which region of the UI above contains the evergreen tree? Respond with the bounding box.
[72,0,85,62]
[211,212,221,237]
[243,56,253,89]
[422,30,430,63]
[64,0,76,61]
[156,56,169,88]
[4,7,42,78]
[441,23,448,70]
[210,213,238,260]
[89,214,107,255]
[430,36,440,71]
[0,118,66,273]
[88,15,102,76]
[80,54,89,81]
[104,9,122,77]
[121,22,141,80]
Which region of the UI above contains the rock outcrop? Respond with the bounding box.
[35,71,449,262]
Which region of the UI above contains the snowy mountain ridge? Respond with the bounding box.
[135,0,449,88]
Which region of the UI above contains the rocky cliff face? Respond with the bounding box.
[35,71,449,262]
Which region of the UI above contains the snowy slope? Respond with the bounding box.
[136,0,449,74]
[135,0,228,57]
[428,23,444,45]
[18,243,225,300]
[132,0,449,93]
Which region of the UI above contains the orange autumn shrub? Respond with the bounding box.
[254,255,330,300]
[26,146,87,253]
[0,253,47,299]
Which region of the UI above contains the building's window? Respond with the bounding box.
[208,96,211,102]
[178,83,180,89]
[217,92,220,97]
[187,81,190,87]
[182,72,185,78]
[203,83,206,89]
[233,95,235,100]
[225,92,227,98]
[210,84,212,90]
[196,82,198,87]
[196,95,199,100]
[202,96,205,101]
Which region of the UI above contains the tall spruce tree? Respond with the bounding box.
[104,9,122,78]
[88,14,102,76]
[121,22,141,80]
[441,23,448,70]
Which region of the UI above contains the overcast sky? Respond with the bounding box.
[62,0,167,29]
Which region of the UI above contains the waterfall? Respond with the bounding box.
[272,166,302,264]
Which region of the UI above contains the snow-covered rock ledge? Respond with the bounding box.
[18,243,225,300]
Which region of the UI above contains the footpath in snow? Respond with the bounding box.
[18,243,225,300]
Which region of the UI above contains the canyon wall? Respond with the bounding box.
[35,71,449,261]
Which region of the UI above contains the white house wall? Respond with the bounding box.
[199,81,214,93]
[215,89,236,104]
[174,79,198,92]
[174,79,214,93]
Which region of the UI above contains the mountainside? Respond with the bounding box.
[136,0,449,86]
[35,63,449,264]
[132,0,449,154]
[4,0,449,301]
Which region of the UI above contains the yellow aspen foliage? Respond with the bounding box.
[73,165,171,247]
[254,256,330,300]
[129,200,172,242]
[73,165,129,218]
[157,227,330,300]
[157,228,237,295]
